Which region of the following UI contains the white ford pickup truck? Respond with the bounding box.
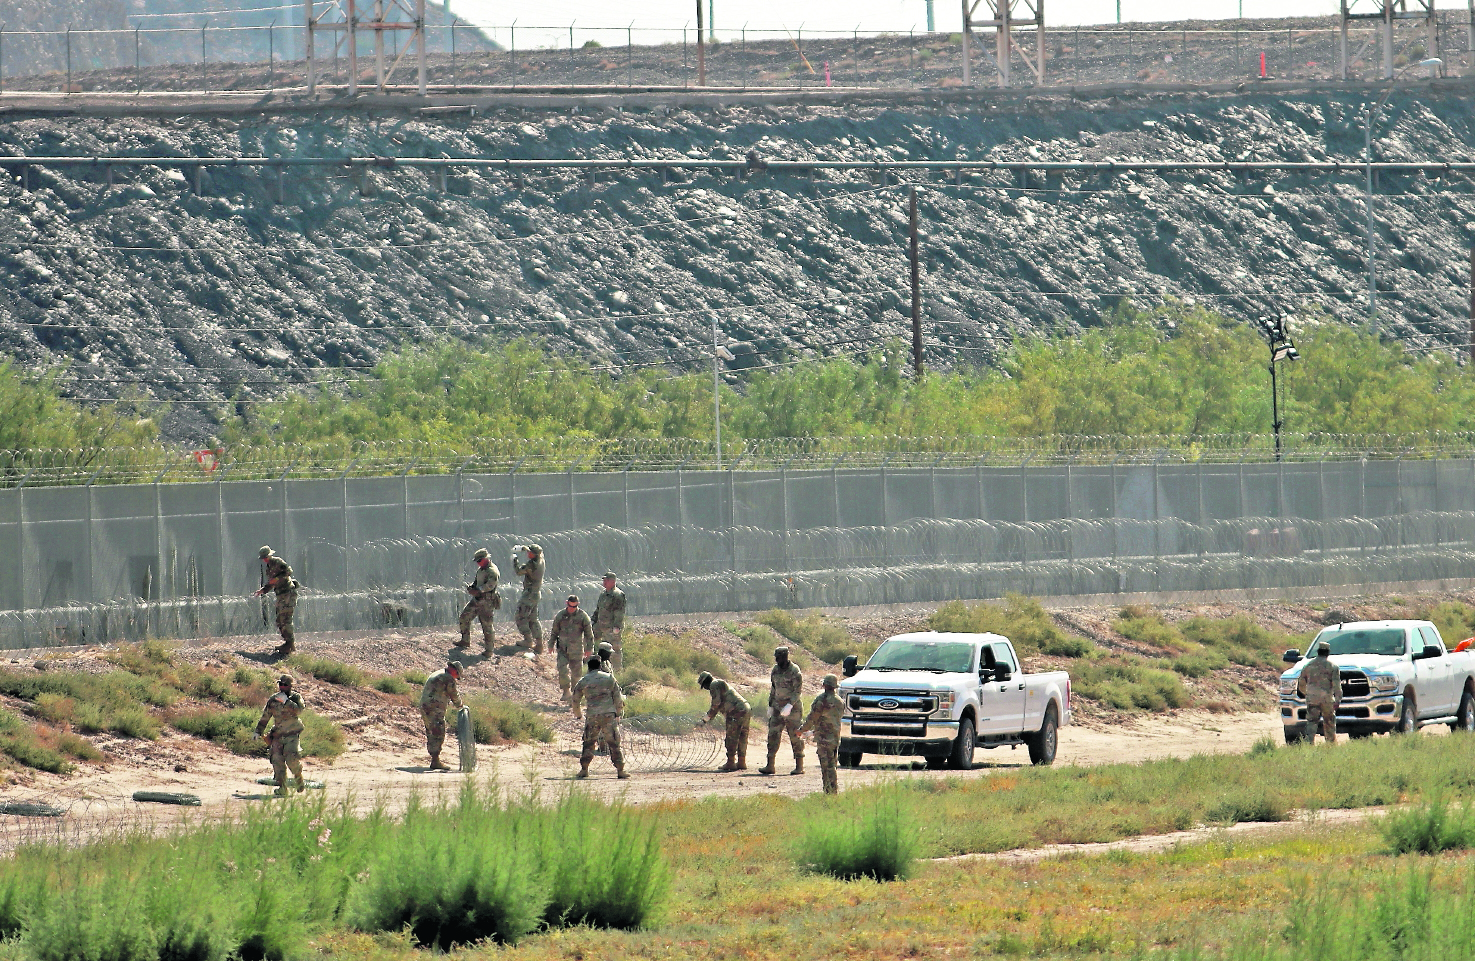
[1279,619,1475,742]
[837,631,1072,769]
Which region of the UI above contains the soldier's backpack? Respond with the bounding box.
[456,706,477,773]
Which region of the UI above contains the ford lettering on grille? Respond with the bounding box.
[878,698,900,710]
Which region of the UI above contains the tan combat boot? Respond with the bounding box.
[736,744,748,770]
[791,755,805,776]
[616,766,629,780]
[428,753,450,772]
[454,635,471,649]
[757,751,778,775]
[718,753,738,772]
[574,765,590,779]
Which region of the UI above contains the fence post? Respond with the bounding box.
[269,21,275,89]
[135,24,141,93]
[1,25,4,96]
[66,25,72,94]
[218,473,227,628]
[622,464,630,527]
[202,22,209,93]
[1359,455,1367,518]
[628,24,633,86]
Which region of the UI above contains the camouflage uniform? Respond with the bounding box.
[512,549,546,653]
[550,605,594,699]
[800,676,845,794]
[260,552,299,655]
[457,558,501,654]
[706,677,751,770]
[762,653,805,774]
[419,666,464,763]
[592,582,627,671]
[572,665,626,777]
[1298,649,1341,743]
[255,679,306,794]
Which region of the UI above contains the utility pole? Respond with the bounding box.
[696,0,706,85]
[909,187,923,377]
[713,318,722,469]
[1469,247,1474,365]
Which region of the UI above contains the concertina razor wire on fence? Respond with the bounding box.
[9,433,1475,487]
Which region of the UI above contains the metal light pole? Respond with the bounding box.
[1364,57,1441,331]
[713,321,734,468]
[1260,316,1300,462]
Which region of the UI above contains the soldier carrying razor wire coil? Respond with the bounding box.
[456,548,500,656]
[799,674,845,794]
[419,660,465,771]
[700,671,750,772]
[253,546,299,659]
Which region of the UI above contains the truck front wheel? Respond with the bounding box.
[1027,704,1059,766]
[1396,691,1418,734]
[947,718,975,770]
[838,751,862,768]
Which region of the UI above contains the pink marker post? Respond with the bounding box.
[1259,51,1267,78]
[825,61,832,86]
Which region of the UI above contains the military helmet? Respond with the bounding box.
[603,570,617,579]
[259,545,272,558]
[567,594,579,604]
[278,674,293,686]
[447,659,464,674]
[528,543,543,554]
[1317,641,1331,655]
[822,673,839,689]
[697,670,714,689]
[597,642,614,657]
[774,645,790,657]
[473,548,489,561]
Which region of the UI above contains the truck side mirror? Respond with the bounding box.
[1282,649,1302,664]
[842,655,859,678]
[994,666,1012,682]
[1414,644,1443,661]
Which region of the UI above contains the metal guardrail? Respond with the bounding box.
[7,433,1475,487]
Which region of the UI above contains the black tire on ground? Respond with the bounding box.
[1452,689,1475,733]
[924,755,947,770]
[947,717,976,771]
[1396,691,1418,734]
[1284,723,1309,744]
[838,751,861,768]
[1027,703,1059,766]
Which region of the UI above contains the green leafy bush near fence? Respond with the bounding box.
[0,785,669,959]
[734,624,811,669]
[1071,657,1190,712]
[621,630,726,692]
[756,609,875,664]
[464,694,555,745]
[282,653,368,688]
[929,595,1094,657]
[794,789,918,882]
[1115,607,1307,675]
[1379,796,1475,855]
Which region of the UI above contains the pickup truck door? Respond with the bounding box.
[1416,626,1456,715]
[978,641,1027,735]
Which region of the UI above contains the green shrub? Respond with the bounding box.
[541,793,669,929]
[283,654,366,688]
[0,709,74,774]
[1379,796,1475,854]
[1180,614,1304,669]
[755,609,870,664]
[1203,789,1287,825]
[1114,610,1189,651]
[1169,651,1228,678]
[26,885,159,961]
[464,694,554,744]
[403,671,428,686]
[1071,657,1189,712]
[621,630,725,691]
[371,676,409,696]
[735,624,808,667]
[795,790,917,882]
[0,668,166,738]
[1248,735,1278,758]
[172,707,261,742]
[929,595,1093,658]
[1419,601,1475,648]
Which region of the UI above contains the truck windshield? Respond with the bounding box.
[866,640,975,673]
[1313,628,1407,657]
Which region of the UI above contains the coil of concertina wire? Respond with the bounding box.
[617,715,725,773]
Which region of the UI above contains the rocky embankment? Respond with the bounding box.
[1,85,1472,442]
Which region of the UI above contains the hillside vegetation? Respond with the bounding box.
[15,305,1475,456]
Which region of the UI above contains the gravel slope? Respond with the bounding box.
[2,84,1472,442]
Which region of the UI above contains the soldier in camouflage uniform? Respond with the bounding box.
[592,572,627,672]
[418,660,464,771]
[595,641,615,673]
[512,544,546,654]
[457,548,501,655]
[550,595,595,701]
[699,671,750,771]
[253,674,306,796]
[1297,640,1341,744]
[799,674,845,794]
[253,546,299,658]
[758,646,805,776]
[571,654,627,779]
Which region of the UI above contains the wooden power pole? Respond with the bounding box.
[696,0,706,85]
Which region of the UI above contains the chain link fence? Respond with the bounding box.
[0,17,1469,94]
[4,444,1475,648]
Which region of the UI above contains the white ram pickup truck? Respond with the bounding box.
[837,631,1072,769]
[1279,619,1475,742]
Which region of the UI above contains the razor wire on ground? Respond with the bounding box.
[618,715,726,773]
[7,512,1475,649]
[0,795,175,854]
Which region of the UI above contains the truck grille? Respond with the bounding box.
[847,691,938,714]
[1340,671,1370,700]
[851,721,929,738]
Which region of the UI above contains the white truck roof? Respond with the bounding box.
[882,631,1012,644]
[1320,620,1434,631]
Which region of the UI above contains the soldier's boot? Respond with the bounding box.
[757,749,778,776]
[719,751,738,772]
[735,744,747,771]
[272,634,295,659]
[272,777,288,797]
[481,630,495,658]
[428,753,450,772]
[791,754,805,776]
[616,765,629,780]
[574,764,590,779]
[454,633,472,649]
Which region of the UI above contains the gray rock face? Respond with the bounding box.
[0,89,1468,444]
